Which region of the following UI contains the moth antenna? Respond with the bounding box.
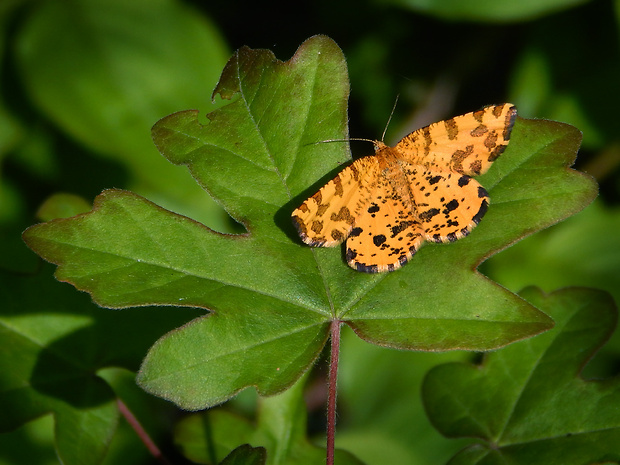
[381,94,400,142]
[310,138,376,146]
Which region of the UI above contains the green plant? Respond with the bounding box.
[6,32,618,464]
[3,0,620,463]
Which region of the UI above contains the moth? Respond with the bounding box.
[291,104,517,273]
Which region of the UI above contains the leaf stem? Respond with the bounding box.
[116,398,172,465]
[326,319,341,465]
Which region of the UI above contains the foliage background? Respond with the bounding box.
[1,0,620,464]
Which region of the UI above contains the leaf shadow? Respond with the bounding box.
[29,324,116,409]
[13,264,205,409]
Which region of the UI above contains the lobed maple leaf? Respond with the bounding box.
[422,287,620,464]
[22,35,596,410]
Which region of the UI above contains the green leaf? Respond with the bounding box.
[174,374,364,465]
[0,415,58,465]
[422,287,620,464]
[14,0,232,227]
[0,265,203,465]
[23,35,596,411]
[36,193,92,221]
[219,445,266,465]
[0,269,117,465]
[380,0,592,22]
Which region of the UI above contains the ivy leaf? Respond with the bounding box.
[23,35,596,410]
[174,374,364,465]
[422,287,620,464]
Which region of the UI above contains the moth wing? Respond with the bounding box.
[345,176,424,273]
[292,156,380,247]
[396,103,517,177]
[405,163,490,243]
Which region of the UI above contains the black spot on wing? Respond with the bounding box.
[373,234,387,246]
[458,176,470,187]
[390,220,415,237]
[419,208,440,222]
[350,227,363,237]
[443,199,459,213]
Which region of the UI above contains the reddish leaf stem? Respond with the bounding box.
[326,319,341,465]
[116,398,172,465]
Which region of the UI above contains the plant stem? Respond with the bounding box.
[116,398,172,465]
[326,319,342,465]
